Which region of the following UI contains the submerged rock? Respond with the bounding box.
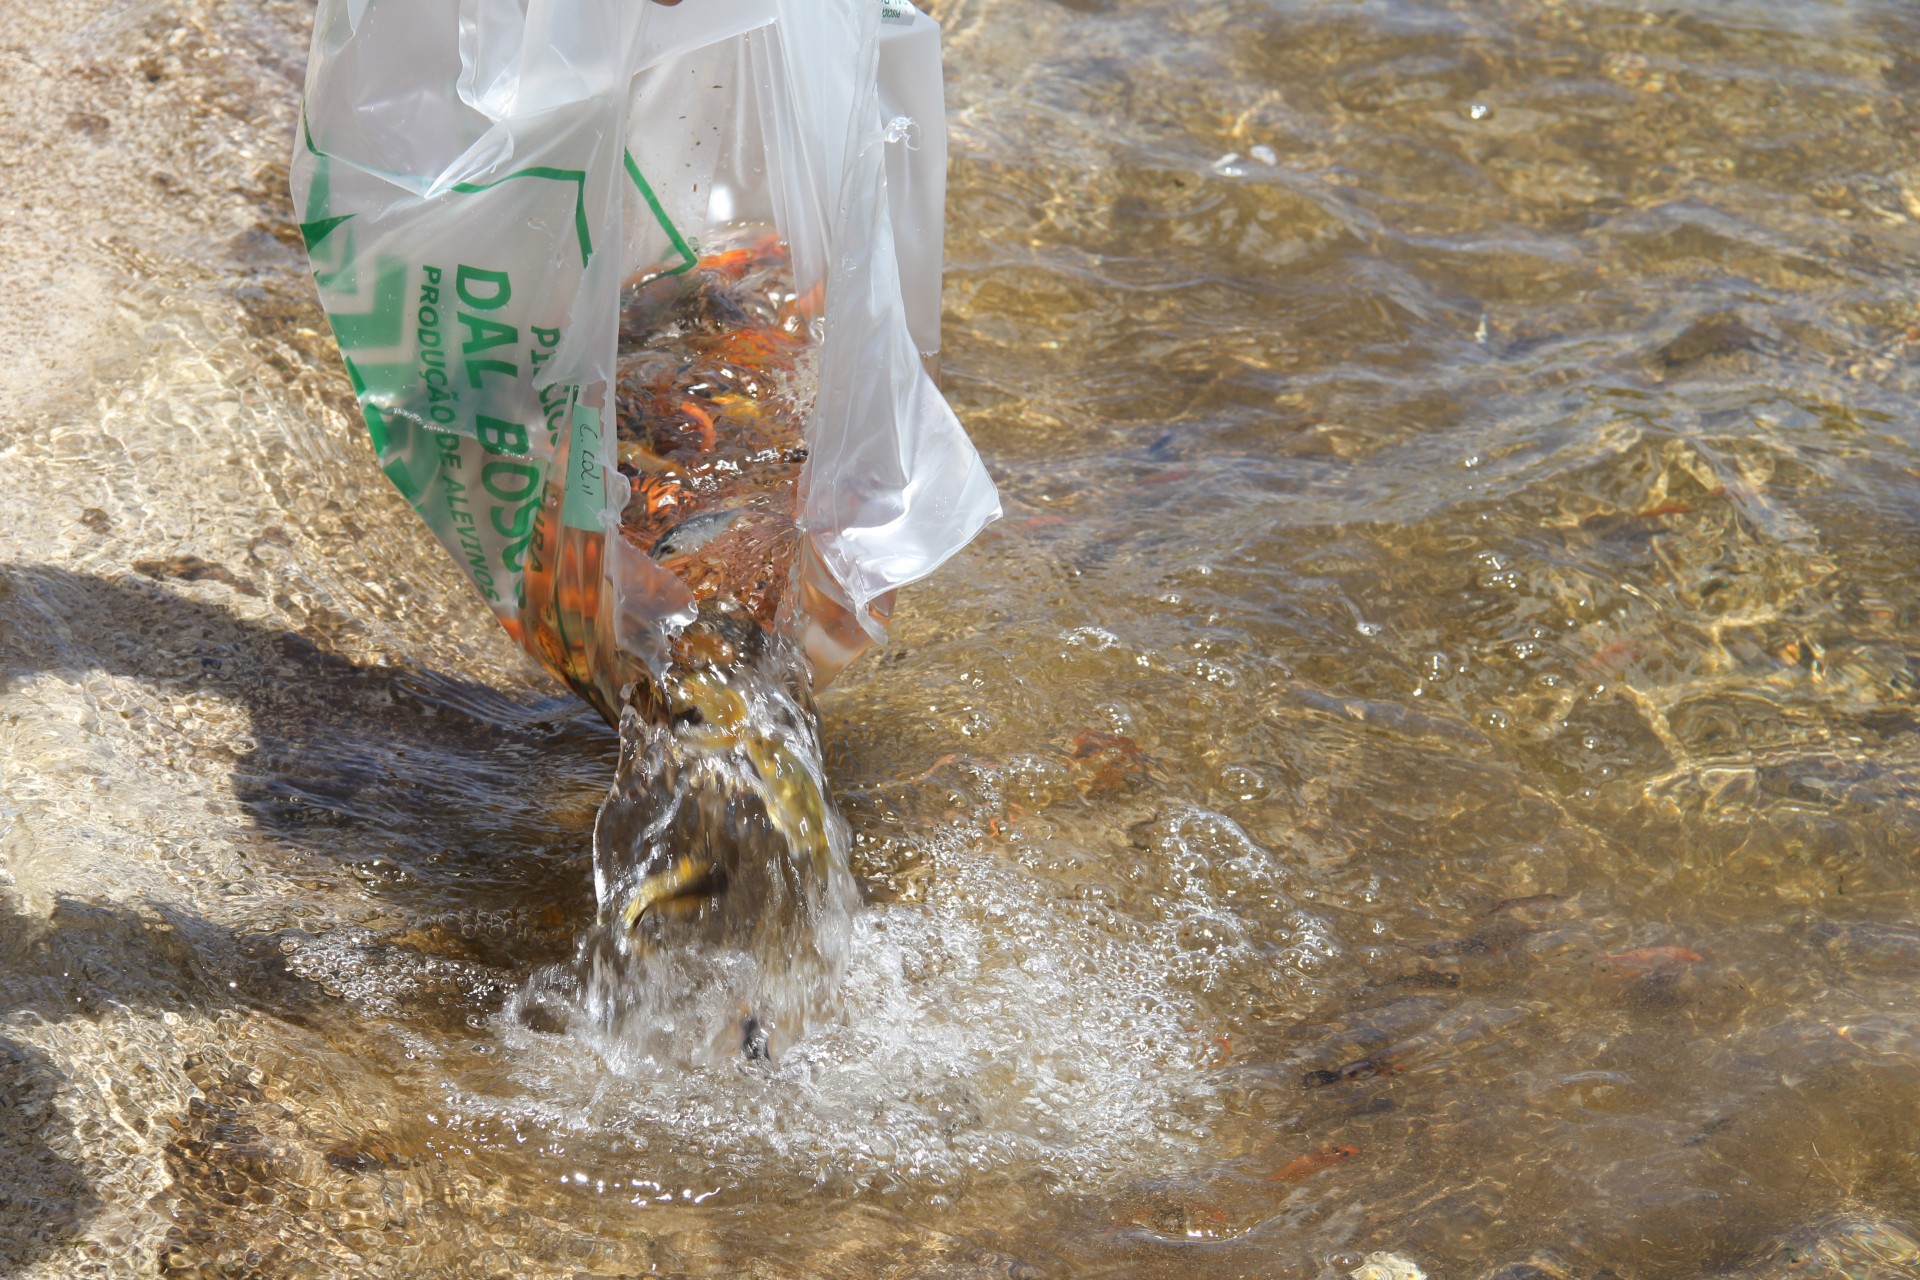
[1352,1251,1427,1280]
[1713,1216,1920,1280]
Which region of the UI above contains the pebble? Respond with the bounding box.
[1352,1252,1426,1280]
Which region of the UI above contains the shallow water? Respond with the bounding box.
[5,0,1920,1276]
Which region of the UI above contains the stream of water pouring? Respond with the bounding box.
[513,633,858,1068]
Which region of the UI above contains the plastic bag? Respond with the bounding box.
[292,0,998,720]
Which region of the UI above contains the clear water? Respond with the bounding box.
[5,0,1920,1276]
[520,641,860,1072]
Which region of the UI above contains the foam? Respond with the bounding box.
[486,805,1281,1197]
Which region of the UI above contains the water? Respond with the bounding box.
[5,0,1920,1276]
[521,638,859,1069]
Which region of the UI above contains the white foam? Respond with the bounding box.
[486,804,1282,1196]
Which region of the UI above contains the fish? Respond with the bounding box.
[1601,945,1704,973]
[1302,1057,1400,1089]
[1267,1144,1360,1182]
[611,235,817,654]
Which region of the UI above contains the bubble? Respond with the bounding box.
[1218,764,1266,800]
[489,811,1248,1196]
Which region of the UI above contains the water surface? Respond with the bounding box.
[4,0,1920,1276]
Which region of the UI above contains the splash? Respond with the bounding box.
[487,806,1235,1197]
[515,623,858,1067]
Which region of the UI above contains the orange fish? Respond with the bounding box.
[529,237,817,723]
[1267,1144,1359,1183]
[1066,728,1158,796]
[1581,636,1642,675]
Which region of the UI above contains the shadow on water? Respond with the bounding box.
[0,561,616,938]
[0,1032,96,1271]
[0,562,635,1270]
[0,885,329,1271]
[0,565,970,1276]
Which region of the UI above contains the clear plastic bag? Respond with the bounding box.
[292,0,998,718]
